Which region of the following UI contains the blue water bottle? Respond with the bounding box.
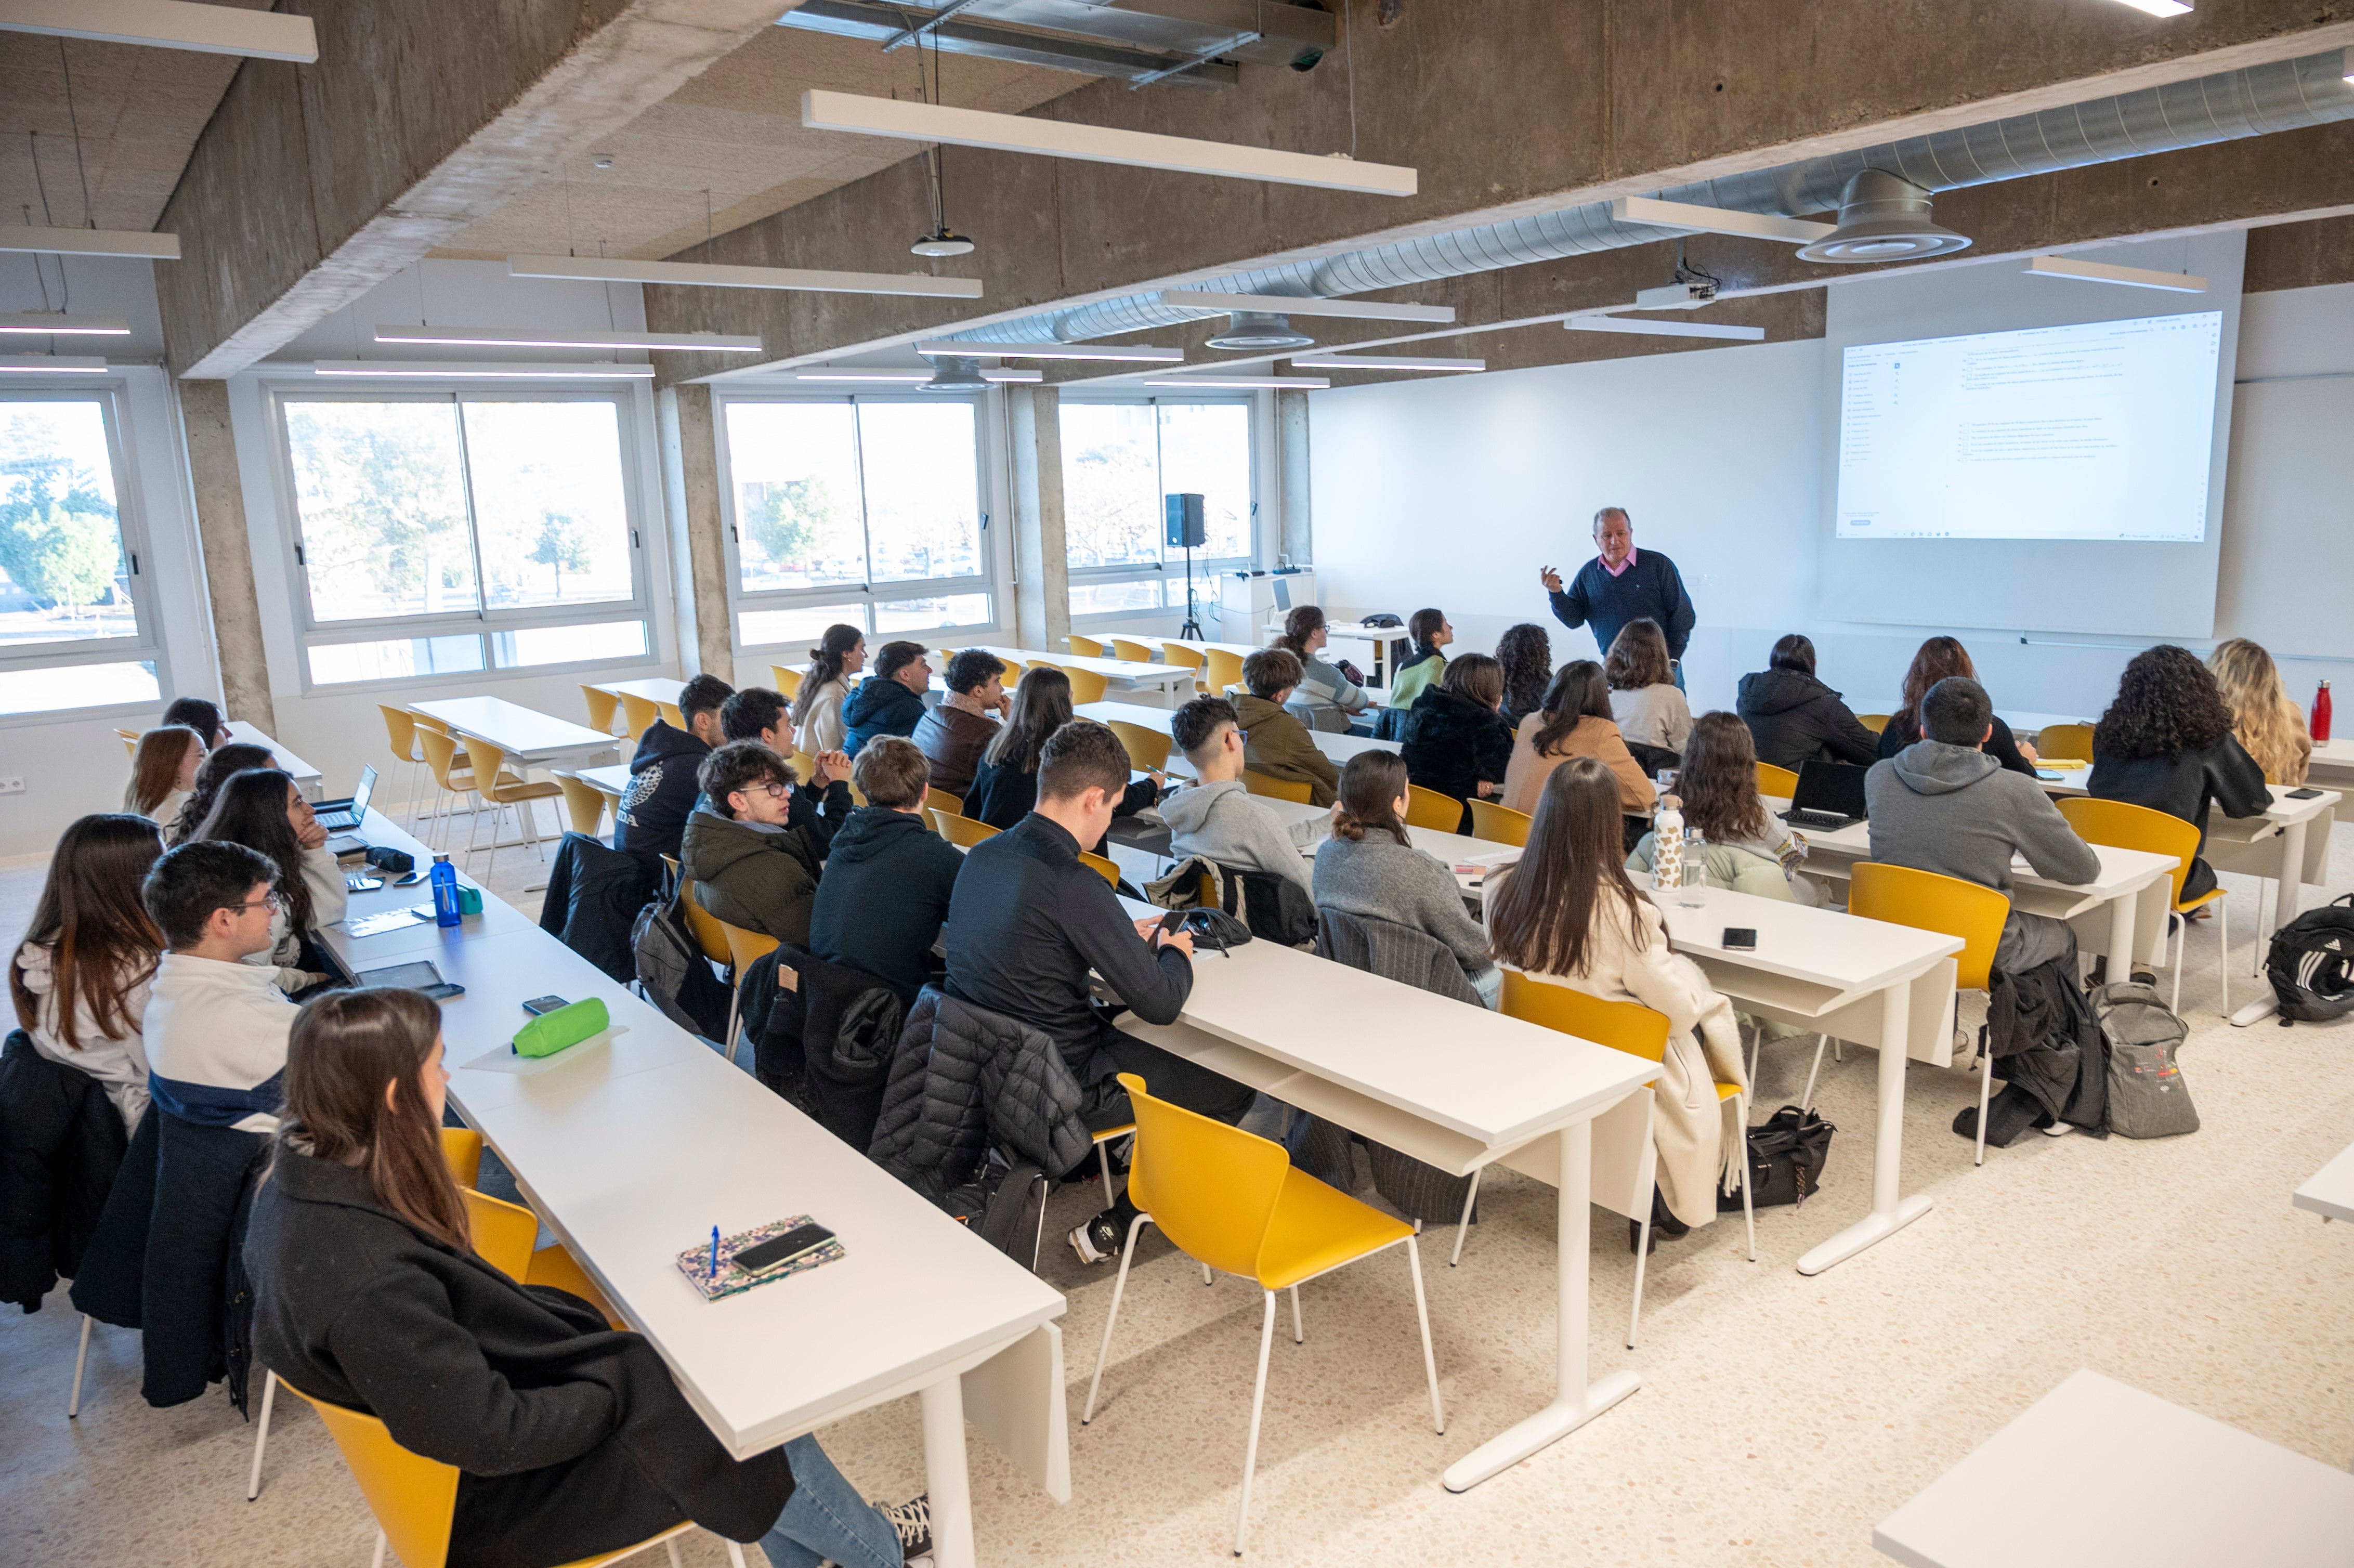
[429,852,462,928]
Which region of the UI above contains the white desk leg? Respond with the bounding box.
[1442,1118,1639,1492]
[2231,820,2307,1028]
[2106,887,2140,978]
[1797,984,1933,1276]
[920,1375,977,1568]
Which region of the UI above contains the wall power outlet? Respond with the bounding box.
[0,777,25,795]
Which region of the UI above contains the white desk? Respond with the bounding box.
[1873,1368,2354,1567]
[568,762,633,800]
[1263,624,1410,689]
[2295,1139,2354,1224]
[962,646,1195,709]
[1111,896,1660,1493]
[1078,699,1401,771]
[411,697,619,767]
[226,719,324,799]
[2308,738,2354,789]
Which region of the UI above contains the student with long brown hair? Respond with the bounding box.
[1484,758,1747,1239]
[1626,712,1816,904]
[1312,752,1499,1005]
[1604,618,1692,751]
[123,725,205,824]
[1873,636,2036,773]
[190,768,343,991]
[166,741,275,845]
[1501,660,1654,816]
[2206,636,2312,785]
[10,814,168,1129]
[967,667,1158,843]
[243,989,930,1568]
[1493,623,1554,729]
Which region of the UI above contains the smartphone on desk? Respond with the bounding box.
[2287,787,2326,800]
[732,1222,835,1278]
[393,869,428,886]
[522,995,569,1016]
[1722,927,1759,951]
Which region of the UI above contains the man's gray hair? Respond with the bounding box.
[1592,506,1631,532]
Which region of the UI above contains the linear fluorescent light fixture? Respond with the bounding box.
[1610,196,1833,245]
[0,0,317,60]
[914,339,1184,363]
[801,89,1417,198]
[1163,290,1454,324]
[506,254,981,300]
[312,361,657,380]
[1288,354,1483,371]
[0,312,130,336]
[1567,317,1767,342]
[792,368,1042,383]
[2110,0,2191,16]
[1139,375,1329,390]
[2021,255,2208,293]
[0,354,108,373]
[374,324,761,353]
[0,225,179,260]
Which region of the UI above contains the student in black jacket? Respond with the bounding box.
[2087,645,2272,901]
[1400,652,1513,830]
[1736,634,1880,772]
[808,739,962,1002]
[243,989,930,1568]
[618,673,733,871]
[840,642,933,757]
[1873,636,2039,775]
[941,722,1252,1268]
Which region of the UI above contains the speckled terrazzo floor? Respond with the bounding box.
[5,822,2351,1568]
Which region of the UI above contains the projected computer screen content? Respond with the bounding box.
[1834,311,2222,544]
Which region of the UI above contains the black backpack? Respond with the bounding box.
[2266,894,2354,1023]
[939,1148,1049,1272]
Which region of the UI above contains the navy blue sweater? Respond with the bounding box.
[1548,551,1696,661]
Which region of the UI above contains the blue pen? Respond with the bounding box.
[709,1226,720,1280]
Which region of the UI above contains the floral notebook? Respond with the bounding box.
[674,1215,848,1303]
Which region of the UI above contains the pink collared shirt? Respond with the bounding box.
[1600,545,1639,578]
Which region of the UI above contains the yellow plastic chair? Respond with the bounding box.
[1242,769,1312,805]
[1067,633,1105,657]
[1078,850,1121,889]
[1755,762,1800,799]
[1053,662,1110,704]
[1107,637,1157,663]
[2056,797,2228,1017]
[1858,713,1890,734]
[1204,648,1246,696]
[933,809,1001,849]
[927,788,963,829]
[115,727,140,759]
[556,775,609,838]
[1847,863,2010,1165]
[412,727,489,854]
[1106,718,1172,773]
[460,1187,623,1329]
[579,684,621,736]
[380,705,462,830]
[616,692,661,738]
[458,737,563,877]
[1402,783,1461,832]
[2037,723,2096,762]
[996,656,1025,680]
[677,877,744,1054]
[719,919,782,1065]
[657,701,685,730]
[1080,1073,1442,1556]
[1159,641,1208,693]
[768,664,804,699]
[1465,799,1532,846]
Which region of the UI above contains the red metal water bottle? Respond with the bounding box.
[2314,680,2333,744]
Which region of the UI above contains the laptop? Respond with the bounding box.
[312,764,377,832]
[1778,760,1870,831]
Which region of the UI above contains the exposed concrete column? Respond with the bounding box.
[173,378,276,735]
[1008,387,1070,652]
[1275,390,1312,568]
[657,385,734,684]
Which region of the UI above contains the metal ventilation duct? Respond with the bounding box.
[778,0,1335,89]
[950,48,2354,349]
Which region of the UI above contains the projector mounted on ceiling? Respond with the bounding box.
[1795,170,1971,263]
[1632,280,1717,311]
[1205,311,1316,351]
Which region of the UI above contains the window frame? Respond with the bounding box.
[266,383,660,695]
[1055,391,1259,624]
[712,388,1003,655]
[0,380,172,725]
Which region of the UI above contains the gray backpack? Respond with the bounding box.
[2087,983,2198,1139]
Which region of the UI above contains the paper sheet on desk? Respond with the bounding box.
[346,905,435,938]
[459,1029,623,1076]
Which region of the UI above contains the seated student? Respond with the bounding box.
[166,741,275,845]
[1384,607,1451,710]
[1234,647,1341,807]
[123,724,206,825]
[161,696,232,749]
[912,649,1008,797]
[1401,652,1513,825]
[1494,622,1553,731]
[1737,634,1879,772]
[1157,696,1319,893]
[10,814,168,1131]
[1313,752,1500,1007]
[2088,645,2271,902]
[1485,758,1748,1243]
[792,624,866,759]
[720,685,795,755]
[243,988,930,1568]
[807,738,964,1002]
[618,673,734,871]
[841,641,933,756]
[2207,637,2313,786]
[1272,606,1370,733]
[1875,636,2037,774]
[1628,712,1815,904]
[1502,660,1655,816]
[1867,676,2100,966]
[966,668,1157,846]
[190,768,343,993]
[680,741,851,946]
[1605,618,1694,753]
[141,840,299,1135]
[942,721,1251,1266]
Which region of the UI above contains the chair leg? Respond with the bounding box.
[1288,1286,1303,1345]
[663,1538,683,1568]
[1976,1038,1993,1168]
[246,1368,277,1500]
[1405,1236,1443,1435]
[1202,1262,1213,1286]
[1627,1204,1654,1351]
[1082,1213,1154,1424]
[1449,1166,1483,1267]
[1096,1139,1113,1193]
[1800,1034,1830,1112]
[69,1314,91,1417]
[1234,1291,1278,1558]
[483,799,503,878]
[1736,1092,1756,1263]
[725,1542,748,1568]
[2171,911,2185,1017]
[2217,898,2229,1017]
[371,1528,389,1568]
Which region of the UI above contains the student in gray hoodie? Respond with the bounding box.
[1864,676,2100,968]
[1157,696,1322,891]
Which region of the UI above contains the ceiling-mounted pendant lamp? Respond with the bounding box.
[507,255,980,299]
[312,361,657,380]
[0,311,129,336]
[0,354,108,373]
[373,324,762,353]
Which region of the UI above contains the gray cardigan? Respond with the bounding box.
[1312,831,1492,972]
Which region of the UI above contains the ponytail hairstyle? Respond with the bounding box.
[168,742,276,845]
[276,988,469,1253]
[125,725,204,817]
[1486,757,1650,978]
[10,813,166,1048]
[1330,751,1412,848]
[1768,633,1817,677]
[793,623,866,723]
[1275,604,1327,658]
[190,767,315,932]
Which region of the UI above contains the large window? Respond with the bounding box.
[277,391,650,686]
[0,391,161,716]
[720,396,995,649]
[1060,399,1252,619]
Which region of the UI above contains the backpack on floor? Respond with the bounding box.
[2087,982,2199,1139]
[940,1148,1050,1273]
[2266,894,2354,1023]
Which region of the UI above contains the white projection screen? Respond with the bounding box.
[1815,232,2243,637]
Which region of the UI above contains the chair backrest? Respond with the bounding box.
[722,918,781,977]
[2056,796,2199,909]
[927,788,964,827]
[1242,769,1312,804]
[1118,1072,1290,1280]
[1501,970,1672,1062]
[556,775,608,836]
[378,704,423,763]
[580,684,621,735]
[1402,783,1461,831]
[439,1127,483,1190]
[997,656,1025,679]
[1205,648,1246,694]
[1106,718,1172,773]
[677,879,736,967]
[1159,641,1206,673]
[116,727,140,758]
[1108,637,1157,663]
[1056,663,1110,704]
[283,1380,462,1568]
[1755,761,1800,798]
[413,726,470,792]
[768,664,804,699]
[1465,798,1532,846]
[1847,861,2008,993]
[932,808,1001,848]
[658,701,685,730]
[617,692,661,737]
[1857,713,1890,734]
[459,1187,539,1278]
[465,736,514,797]
[2037,722,2095,762]
[1067,633,1105,658]
[1078,850,1121,888]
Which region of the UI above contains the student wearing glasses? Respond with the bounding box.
[679,741,849,945]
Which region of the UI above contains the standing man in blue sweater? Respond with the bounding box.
[1541,505,1697,689]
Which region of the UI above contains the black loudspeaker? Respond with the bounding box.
[1164,492,1206,549]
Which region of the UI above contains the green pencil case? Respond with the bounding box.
[512,997,609,1058]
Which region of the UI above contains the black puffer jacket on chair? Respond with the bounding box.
[866,987,1093,1206]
